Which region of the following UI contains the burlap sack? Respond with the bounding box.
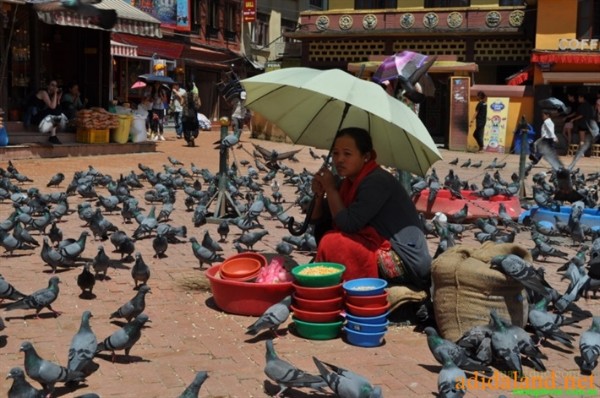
[432,242,530,341]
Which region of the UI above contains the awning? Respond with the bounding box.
[112,33,184,60]
[36,0,162,38]
[179,44,240,70]
[347,60,478,75]
[506,66,532,86]
[531,51,600,65]
[541,72,600,84]
[111,40,137,57]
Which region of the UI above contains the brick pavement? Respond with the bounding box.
[0,127,599,397]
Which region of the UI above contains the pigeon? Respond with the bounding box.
[202,230,223,252]
[47,221,63,246]
[469,160,482,168]
[424,327,490,372]
[131,252,151,289]
[490,254,552,298]
[214,134,240,153]
[133,205,158,239]
[264,339,327,397]
[437,353,467,398]
[275,241,294,256]
[234,229,269,250]
[77,263,96,296]
[178,371,209,398]
[6,367,45,398]
[312,356,382,398]
[579,317,600,375]
[28,0,118,30]
[528,297,576,348]
[92,245,110,279]
[189,237,224,268]
[59,230,89,262]
[5,276,62,318]
[449,157,459,165]
[489,310,523,379]
[68,311,99,377]
[459,159,471,168]
[246,296,291,336]
[152,230,169,258]
[96,313,150,362]
[217,220,230,242]
[168,155,184,166]
[0,315,4,331]
[110,285,151,322]
[448,204,468,224]
[0,274,26,303]
[20,341,84,396]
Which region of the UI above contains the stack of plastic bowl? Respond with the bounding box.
[343,278,390,347]
[289,262,346,340]
[219,257,262,282]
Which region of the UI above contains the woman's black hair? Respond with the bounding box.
[335,127,373,155]
[186,81,194,92]
[477,91,486,100]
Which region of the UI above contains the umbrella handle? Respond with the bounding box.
[287,197,316,236]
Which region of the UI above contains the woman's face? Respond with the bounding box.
[48,81,58,94]
[332,135,367,180]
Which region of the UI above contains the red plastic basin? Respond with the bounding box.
[293,294,343,312]
[220,257,261,279]
[345,302,391,318]
[206,265,293,316]
[293,282,344,300]
[345,292,389,308]
[291,305,342,323]
[225,252,268,268]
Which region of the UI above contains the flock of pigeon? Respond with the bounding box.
[1,138,600,397]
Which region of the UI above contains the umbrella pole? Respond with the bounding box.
[287,102,350,236]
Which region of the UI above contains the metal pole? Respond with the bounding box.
[518,116,528,199]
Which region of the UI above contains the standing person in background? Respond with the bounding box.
[231,90,247,136]
[470,91,487,152]
[170,82,186,139]
[571,93,595,149]
[149,81,168,141]
[562,93,577,145]
[181,81,201,147]
[530,110,558,165]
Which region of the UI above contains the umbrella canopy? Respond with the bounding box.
[241,67,441,176]
[130,81,147,89]
[138,73,175,85]
[372,51,437,98]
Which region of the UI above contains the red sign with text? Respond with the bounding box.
[243,0,256,22]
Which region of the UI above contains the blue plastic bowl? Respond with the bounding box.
[343,327,386,347]
[343,278,388,296]
[344,311,390,325]
[346,320,388,333]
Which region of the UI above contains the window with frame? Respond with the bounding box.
[190,0,202,33]
[499,0,523,5]
[207,0,219,38]
[310,0,325,10]
[424,0,470,7]
[224,2,237,42]
[250,14,268,47]
[281,19,299,43]
[577,0,600,39]
[355,0,397,9]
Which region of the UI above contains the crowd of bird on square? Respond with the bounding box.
[1,141,600,397]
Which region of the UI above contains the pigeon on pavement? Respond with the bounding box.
[489,310,523,379]
[77,263,96,296]
[437,353,466,398]
[110,285,151,322]
[96,313,150,362]
[246,296,291,337]
[68,310,99,377]
[131,252,151,289]
[5,276,62,318]
[0,274,26,303]
[6,367,44,398]
[424,327,490,372]
[20,341,84,396]
[264,339,327,397]
[178,371,208,398]
[579,317,600,375]
[312,356,382,398]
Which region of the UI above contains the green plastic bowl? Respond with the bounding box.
[292,317,343,340]
[291,262,346,287]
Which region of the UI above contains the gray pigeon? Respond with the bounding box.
[424,327,490,372]
[152,230,169,258]
[489,310,523,379]
[132,205,158,239]
[5,276,62,318]
[46,172,65,188]
[131,252,150,289]
[490,254,551,297]
[41,237,72,273]
[246,296,291,336]
[189,237,224,268]
[6,367,44,398]
[437,353,466,398]
[234,229,269,250]
[0,315,5,332]
[96,313,150,362]
[0,274,26,303]
[92,245,111,279]
[312,356,382,398]
[178,371,208,398]
[20,341,84,396]
[202,230,223,252]
[77,263,96,296]
[579,317,600,374]
[110,285,151,322]
[68,311,99,377]
[264,339,327,397]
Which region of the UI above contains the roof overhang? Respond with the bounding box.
[347,60,478,75]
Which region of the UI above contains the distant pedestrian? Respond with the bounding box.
[571,93,595,148]
[148,81,169,141]
[562,93,577,145]
[470,91,487,152]
[530,110,557,165]
[181,81,201,147]
[231,90,247,136]
[170,82,186,139]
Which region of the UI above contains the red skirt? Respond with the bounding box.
[315,227,384,281]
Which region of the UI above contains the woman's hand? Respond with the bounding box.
[314,167,336,195]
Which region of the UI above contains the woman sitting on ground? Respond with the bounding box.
[310,127,431,291]
[28,80,64,144]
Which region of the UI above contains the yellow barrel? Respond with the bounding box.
[110,114,133,144]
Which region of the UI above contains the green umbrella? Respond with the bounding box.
[241,67,442,176]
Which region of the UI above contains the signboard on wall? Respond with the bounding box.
[483,97,510,153]
[243,0,257,22]
[127,0,190,31]
[448,76,470,151]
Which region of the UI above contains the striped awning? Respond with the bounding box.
[111,40,138,57]
[36,0,162,38]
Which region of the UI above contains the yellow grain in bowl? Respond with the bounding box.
[297,265,340,276]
